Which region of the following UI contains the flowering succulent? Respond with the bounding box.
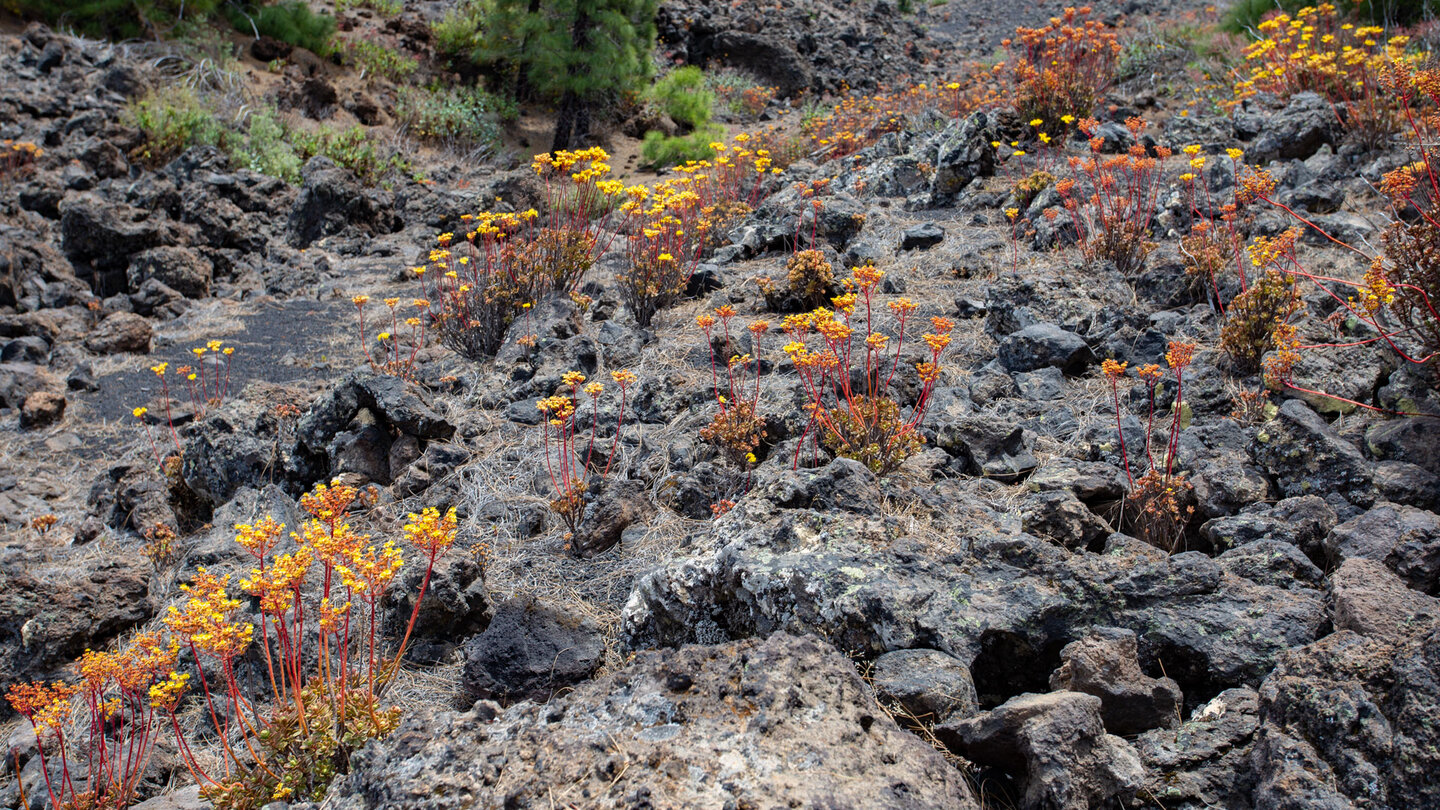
[1100,340,1200,551]
[413,150,635,359]
[784,266,954,474]
[1057,117,1169,277]
[535,370,637,549]
[1006,6,1120,131]
[619,138,783,326]
[1232,4,1418,145]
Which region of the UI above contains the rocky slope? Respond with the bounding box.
[3,1,1440,809]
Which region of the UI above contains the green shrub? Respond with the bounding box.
[640,124,724,169]
[338,39,417,82]
[128,86,409,186]
[431,1,486,58]
[15,0,220,39]
[232,108,304,182]
[126,86,224,164]
[647,66,713,129]
[335,0,400,15]
[292,124,411,184]
[396,85,513,151]
[238,1,337,55]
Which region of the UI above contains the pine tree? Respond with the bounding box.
[485,0,658,151]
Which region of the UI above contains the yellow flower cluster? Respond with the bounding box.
[532,146,611,180]
[1233,3,1418,134]
[166,569,253,660]
[1359,257,1396,316]
[148,671,190,711]
[1247,227,1301,270]
[1,140,43,176]
[337,539,404,594]
[403,506,458,556]
[537,394,577,425]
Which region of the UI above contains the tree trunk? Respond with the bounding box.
[550,3,593,151]
[513,0,542,100]
[552,90,578,152]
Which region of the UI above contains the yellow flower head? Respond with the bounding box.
[403,506,458,556]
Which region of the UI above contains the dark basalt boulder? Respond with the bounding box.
[458,597,604,706]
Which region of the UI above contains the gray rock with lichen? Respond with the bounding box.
[322,633,979,809]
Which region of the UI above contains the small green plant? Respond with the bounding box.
[127,86,223,165]
[705,69,778,118]
[704,69,750,107]
[395,85,514,152]
[798,97,827,128]
[336,0,401,16]
[640,125,725,169]
[248,0,337,55]
[641,65,730,168]
[647,66,714,128]
[292,124,412,184]
[233,107,304,182]
[338,39,417,83]
[15,0,220,39]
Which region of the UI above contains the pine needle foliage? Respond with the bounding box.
[481,0,659,148]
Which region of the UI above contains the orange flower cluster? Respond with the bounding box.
[1100,340,1201,550]
[802,77,1000,161]
[1058,117,1171,276]
[1006,6,1120,130]
[8,479,461,810]
[6,629,180,810]
[781,265,954,474]
[697,307,771,474]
